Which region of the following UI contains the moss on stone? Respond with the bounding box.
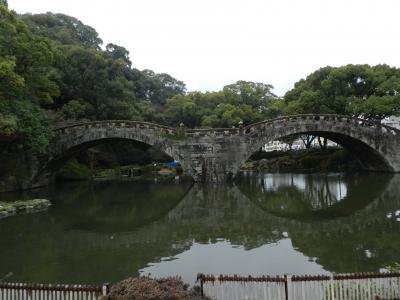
[0,198,51,219]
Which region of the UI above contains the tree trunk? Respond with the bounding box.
[318,137,328,150]
[301,135,316,149]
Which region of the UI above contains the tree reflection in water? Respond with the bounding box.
[236,171,391,220]
[0,173,399,284]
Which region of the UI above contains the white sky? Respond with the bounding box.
[9,0,400,96]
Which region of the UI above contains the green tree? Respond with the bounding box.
[61,100,87,120]
[0,0,7,7]
[21,13,103,49]
[0,57,25,100]
[106,43,131,68]
[162,81,277,128]
[283,64,400,120]
[223,80,277,111]
[0,6,59,105]
[0,113,16,137]
[164,94,200,128]
[0,6,58,153]
[0,100,52,153]
[133,70,186,107]
[18,11,186,123]
[54,45,137,119]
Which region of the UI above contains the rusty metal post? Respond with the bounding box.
[200,279,204,297]
[197,274,204,297]
[284,275,289,300]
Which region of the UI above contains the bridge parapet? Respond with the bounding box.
[244,114,400,136]
[185,127,240,138]
[54,120,178,135]
[52,114,400,140]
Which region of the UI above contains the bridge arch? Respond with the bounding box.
[232,114,400,177]
[39,121,187,182]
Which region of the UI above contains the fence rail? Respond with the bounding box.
[0,282,108,300]
[197,272,400,300]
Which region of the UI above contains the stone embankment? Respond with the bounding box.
[0,199,51,219]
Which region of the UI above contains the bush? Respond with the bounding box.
[106,277,209,300]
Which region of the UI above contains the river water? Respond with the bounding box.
[0,172,399,285]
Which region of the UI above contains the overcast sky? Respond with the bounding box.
[9,0,400,96]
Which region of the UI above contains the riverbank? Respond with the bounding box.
[241,149,361,172]
[0,199,51,219]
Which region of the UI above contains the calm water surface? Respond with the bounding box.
[0,172,399,285]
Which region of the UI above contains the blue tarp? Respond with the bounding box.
[164,161,178,167]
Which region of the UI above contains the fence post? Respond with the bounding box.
[330,275,335,300]
[197,274,204,297]
[368,277,372,299]
[200,280,204,297]
[102,283,110,298]
[284,275,290,300]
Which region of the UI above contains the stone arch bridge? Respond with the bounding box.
[38,114,400,184]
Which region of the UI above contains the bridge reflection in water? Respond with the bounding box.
[0,172,399,285]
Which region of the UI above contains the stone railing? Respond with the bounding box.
[53,114,400,138]
[244,114,400,136]
[53,120,178,135]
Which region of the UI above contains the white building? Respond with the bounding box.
[292,140,305,150]
[264,138,339,152]
[381,116,400,129]
[263,140,290,152]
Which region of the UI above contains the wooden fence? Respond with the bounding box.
[197,272,400,300]
[0,282,108,300]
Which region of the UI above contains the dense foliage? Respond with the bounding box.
[1,3,400,154]
[163,81,277,128]
[281,65,400,120]
[21,13,103,50]
[0,7,186,153]
[0,6,55,152]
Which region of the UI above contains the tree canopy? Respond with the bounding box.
[0,6,56,152]
[162,81,277,128]
[0,7,190,153]
[282,64,400,120]
[21,13,103,50]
